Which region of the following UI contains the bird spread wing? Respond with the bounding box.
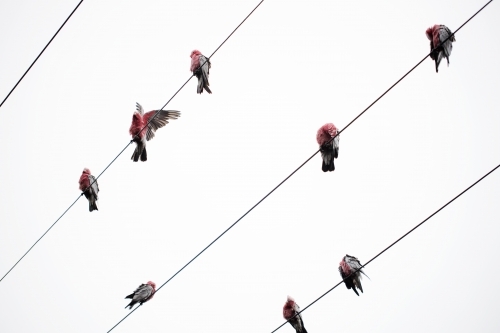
[136,102,144,116]
[143,110,181,141]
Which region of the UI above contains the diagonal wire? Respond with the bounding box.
[272,162,500,333]
[0,0,266,283]
[105,1,493,331]
[0,0,84,108]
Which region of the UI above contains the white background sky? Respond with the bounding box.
[0,0,499,332]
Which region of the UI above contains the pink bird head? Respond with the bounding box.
[147,281,156,290]
[283,295,297,319]
[425,25,443,49]
[190,50,202,71]
[425,25,436,41]
[146,281,156,301]
[190,49,201,58]
[78,168,91,191]
[316,123,338,146]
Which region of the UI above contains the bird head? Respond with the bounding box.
[147,281,156,290]
[425,26,434,41]
[285,295,296,308]
[190,50,201,58]
[82,168,91,175]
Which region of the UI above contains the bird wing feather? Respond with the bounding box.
[136,102,144,116]
[88,175,99,197]
[143,110,181,141]
[134,284,153,301]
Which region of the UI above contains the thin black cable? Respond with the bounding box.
[105,1,493,331]
[0,143,131,283]
[0,0,84,108]
[0,0,266,284]
[272,162,500,333]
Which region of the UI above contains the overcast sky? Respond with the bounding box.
[1,0,499,332]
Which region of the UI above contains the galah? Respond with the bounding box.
[316,123,340,172]
[125,281,156,310]
[129,102,180,162]
[338,254,369,296]
[283,296,308,333]
[425,24,456,73]
[190,50,212,94]
[78,168,99,212]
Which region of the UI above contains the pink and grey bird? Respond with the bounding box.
[316,123,339,172]
[425,24,456,73]
[125,281,156,310]
[129,102,181,162]
[283,296,308,333]
[338,254,369,296]
[190,50,212,94]
[78,168,99,212]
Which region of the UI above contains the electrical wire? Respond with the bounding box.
[271,162,500,333]
[0,0,266,283]
[0,0,84,108]
[104,1,494,331]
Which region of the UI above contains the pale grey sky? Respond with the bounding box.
[0,0,499,332]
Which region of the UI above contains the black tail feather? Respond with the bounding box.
[89,199,98,212]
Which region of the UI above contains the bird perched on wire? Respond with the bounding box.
[425,24,456,73]
[316,123,339,172]
[129,102,180,162]
[125,281,156,310]
[283,296,308,333]
[338,254,369,296]
[78,168,99,212]
[190,50,212,94]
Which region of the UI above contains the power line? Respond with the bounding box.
[104,1,494,331]
[0,0,266,283]
[271,162,500,333]
[0,0,84,108]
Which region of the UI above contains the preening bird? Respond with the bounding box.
[190,50,212,94]
[78,168,99,212]
[283,296,308,333]
[426,24,456,73]
[129,102,180,162]
[316,123,339,172]
[125,281,156,310]
[338,254,369,296]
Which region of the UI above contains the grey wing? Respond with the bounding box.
[345,255,362,271]
[443,25,455,42]
[136,102,144,116]
[439,26,454,57]
[346,255,369,278]
[88,175,99,197]
[143,110,181,141]
[333,134,340,151]
[134,284,153,301]
[292,304,304,330]
[199,55,211,75]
